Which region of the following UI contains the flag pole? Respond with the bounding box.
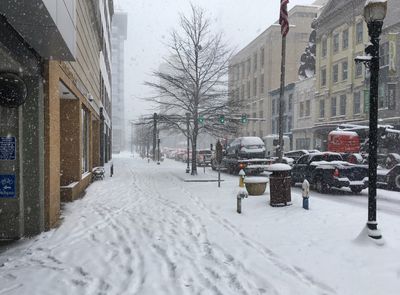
[278,0,289,162]
[278,36,286,162]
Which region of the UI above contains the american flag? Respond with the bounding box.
[279,0,289,37]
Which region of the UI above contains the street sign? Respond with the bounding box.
[216,140,223,164]
[0,137,16,160]
[0,174,16,198]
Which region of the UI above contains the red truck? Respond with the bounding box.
[328,130,360,153]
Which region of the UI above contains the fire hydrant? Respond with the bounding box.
[302,179,310,210]
[237,169,248,213]
[239,169,245,187]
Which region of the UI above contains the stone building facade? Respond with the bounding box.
[0,0,113,239]
[228,4,322,138]
[313,0,400,150]
[112,12,128,153]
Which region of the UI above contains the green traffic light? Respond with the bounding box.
[241,114,248,123]
[198,116,204,124]
[219,115,225,124]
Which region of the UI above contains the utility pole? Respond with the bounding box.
[153,112,157,161]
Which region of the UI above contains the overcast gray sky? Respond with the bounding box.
[114,0,316,122]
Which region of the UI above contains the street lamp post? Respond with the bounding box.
[356,0,387,241]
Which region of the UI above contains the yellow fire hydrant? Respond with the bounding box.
[239,169,245,187]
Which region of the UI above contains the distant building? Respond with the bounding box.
[228,4,322,138]
[112,12,128,153]
[313,0,400,150]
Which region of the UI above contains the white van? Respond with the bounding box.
[262,135,290,157]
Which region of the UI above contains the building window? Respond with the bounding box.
[378,83,388,109]
[319,99,325,118]
[342,60,348,81]
[81,108,90,174]
[322,38,327,57]
[241,86,244,100]
[354,92,361,114]
[241,63,245,79]
[272,99,276,115]
[253,52,257,72]
[340,94,346,116]
[342,29,349,50]
[288,117,292,131]
[333,64,339,83]
[300,101,304,117]
[253,77,257,97]
[305,100,311,116]
[260,74,264,94]
[331,96,337,117]
[247,59,251,75]
[333,33,339,53]
[272,120,276,134]
[355,62,363,77]
[356,22,363,44]
[247,81,250,98]
[261,47,265,68]
[288,94,293,111]
[380,42,389,66]
[321,68,326,86]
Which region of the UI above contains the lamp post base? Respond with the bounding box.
[356,224,384,246]
[186,168,190,173]
[367,221,382,240]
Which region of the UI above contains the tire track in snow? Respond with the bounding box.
[132,166,278,295]
[166,173,336,295]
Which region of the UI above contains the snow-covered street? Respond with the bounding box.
[0,153,399,295]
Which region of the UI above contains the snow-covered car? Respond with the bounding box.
[377,164,400,191]
[291,152,369,193]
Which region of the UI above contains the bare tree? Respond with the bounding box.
[145,4,242,175]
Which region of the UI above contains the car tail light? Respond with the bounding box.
[333,168,340,177]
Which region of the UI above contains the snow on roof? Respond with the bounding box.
[329,130,359,137]
[240,137,264,145]
[267,163,292,171]
[244,177,269,184]
[365,0,387,5]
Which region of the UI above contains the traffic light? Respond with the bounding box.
[198,116,204,124]
[219,115,225,124]
[240,114,248,124]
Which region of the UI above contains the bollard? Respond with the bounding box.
[302,179,310,210]
[110,163,114,177]
[236,189,248,214]
[239,169,245,187]
[237,195,242,214]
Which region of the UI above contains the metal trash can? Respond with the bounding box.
[268,164,292,207]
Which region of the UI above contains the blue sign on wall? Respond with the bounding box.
[0,137,16,160]
[0,175,16,198]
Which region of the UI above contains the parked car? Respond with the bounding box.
[284,150,315,162]
[291,152,369,193]
[221,137,269,174]
[377,164,400,191]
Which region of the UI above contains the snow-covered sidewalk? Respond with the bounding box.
[0,154,399,295]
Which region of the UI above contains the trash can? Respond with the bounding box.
[267,164,292,207]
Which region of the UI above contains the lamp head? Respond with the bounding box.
[363,0,387,23]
